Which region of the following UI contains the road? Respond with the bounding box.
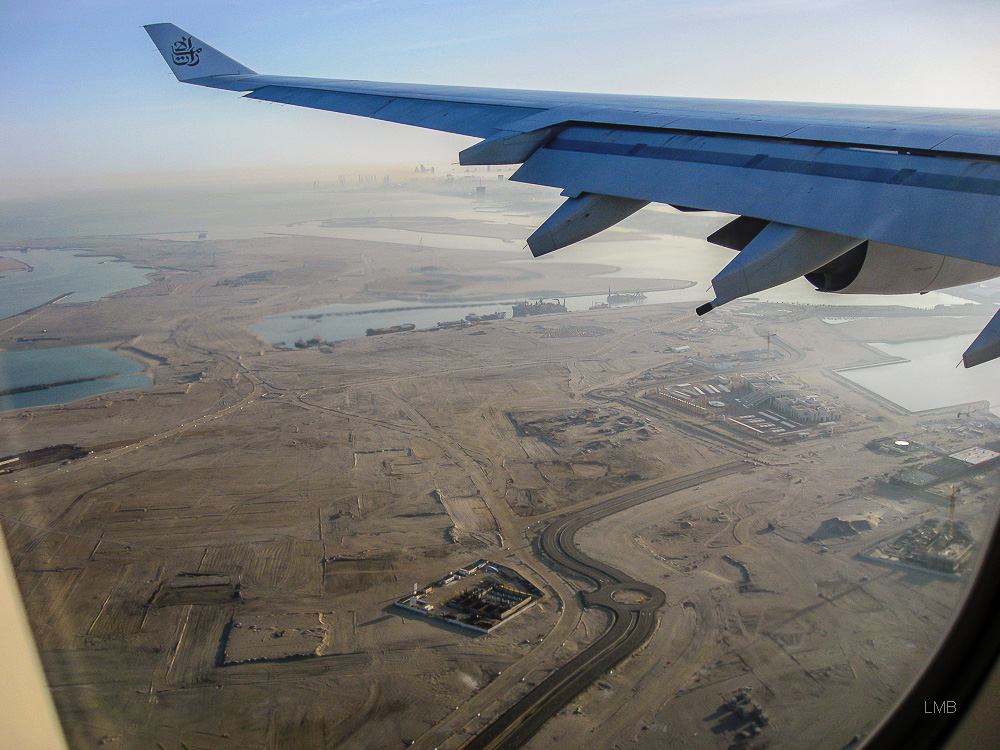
[461,461,748,750]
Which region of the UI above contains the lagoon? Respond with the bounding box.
[0,346,151,412]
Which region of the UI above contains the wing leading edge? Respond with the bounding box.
[144,23,1000,367]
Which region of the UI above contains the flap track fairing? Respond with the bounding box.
[526,193,649,258]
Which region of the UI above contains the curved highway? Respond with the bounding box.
[462,461,747,750]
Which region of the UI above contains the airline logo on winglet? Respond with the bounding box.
[170,36,202,67]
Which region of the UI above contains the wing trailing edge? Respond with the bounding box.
[144,24,1000,366]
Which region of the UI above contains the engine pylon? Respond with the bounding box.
[697,223,863,315]
[963,309,1000,368]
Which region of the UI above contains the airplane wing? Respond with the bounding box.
[145,23,1000,367]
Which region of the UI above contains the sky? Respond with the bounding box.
[3,0,1000,184]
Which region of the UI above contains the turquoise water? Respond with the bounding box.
[0,346,151,411]
[0,248,155,409]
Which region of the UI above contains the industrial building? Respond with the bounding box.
[734,373,842,422]
[395,560,543,634]
[893,445,1000,488]
[651,369,842,442]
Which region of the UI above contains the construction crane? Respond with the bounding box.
[947,485,958,540]
[930,485,960,540]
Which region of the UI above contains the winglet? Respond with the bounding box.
[144,23,255,82]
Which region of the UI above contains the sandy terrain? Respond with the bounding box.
[0,175,995,750]
[0,256,32,272]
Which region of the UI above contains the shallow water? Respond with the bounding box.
[0,346,151,412]
[249,291,678,348]
[0,248,151,320]
[838,335,1000,414]
[274,223,524,252]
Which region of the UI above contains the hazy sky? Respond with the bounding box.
[3,0,1000,181]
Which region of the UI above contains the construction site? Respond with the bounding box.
[395,559,544,633]
[861,518,974,576]
[650,369,843,442]
[1,170,999,750]
[892,444,1000,488]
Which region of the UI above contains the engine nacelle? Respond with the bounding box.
[805,241,1000,294]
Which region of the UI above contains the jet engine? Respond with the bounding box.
[702,216,1000,366]
[805,241,1000,295]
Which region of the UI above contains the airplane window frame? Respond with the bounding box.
[864,508,1000,748]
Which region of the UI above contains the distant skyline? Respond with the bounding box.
[3,0,1000,182]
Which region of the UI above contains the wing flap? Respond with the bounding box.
[511,125,1000,267]
[784,123,949,150]
[932,133,1000,157]
[500,105,1000,158]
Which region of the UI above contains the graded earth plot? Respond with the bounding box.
[222,613,328,664]
[0,174,997,749]
[561,456,992,750]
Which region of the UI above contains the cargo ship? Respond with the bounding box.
[465,311,507,322]
[607,288,646,305]
[512,299,567,317]
[294,335,332,348]
[365,323,416,336]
